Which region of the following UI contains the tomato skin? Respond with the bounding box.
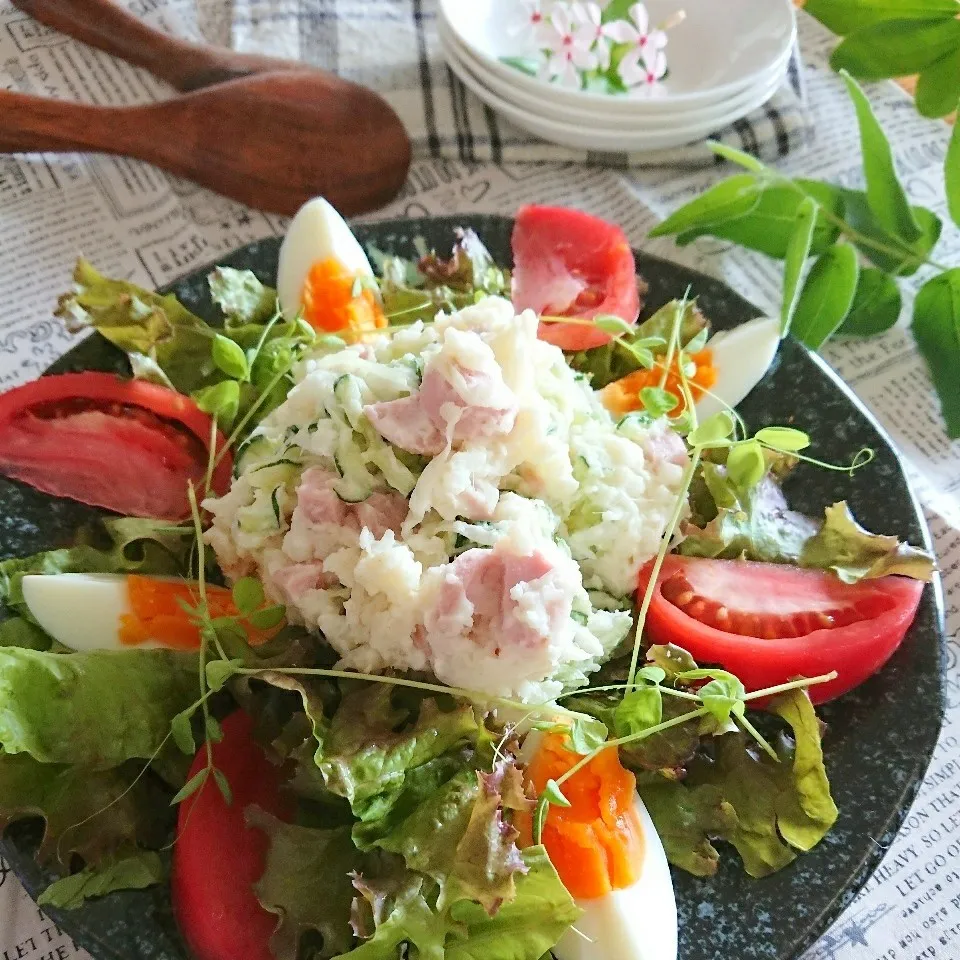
[639,556,925,704]
[171,710,291,960]
[511,205,641,351]
[0,372,232,520]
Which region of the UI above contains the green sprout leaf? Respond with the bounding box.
[170,705,197,755]
[541,779,571,808]
[170,766,209,806]
[213,767,233,805]
[614,686,663,740]
[231,576,265,615]
[206,658,244,692]
[212,333,250,381]
[781,196,818,337]
[688,411,736,447]
[640,386,679,418]
[708,141,769,174]
[726,440,766,491]
[248,604,286,630]
[754,427,811,452]
[593,314,636,336]
[568,714,609,755]
[791,243,860,350]
[838,268,903,337]
[193,380,240,428]
[841,72,923,242]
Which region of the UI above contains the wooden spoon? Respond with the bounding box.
[0,72,412,216]
[10,0,316,92]
[3,0,412,214]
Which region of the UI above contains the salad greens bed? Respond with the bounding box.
[0,230,935,960]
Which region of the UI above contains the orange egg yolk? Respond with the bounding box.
[119,576,280,650]
[300,257,386,338]
[516,733,644,900]
[600,348,717,417]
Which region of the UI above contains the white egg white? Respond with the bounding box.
[22,573,166,652]
[276,196,373,322]
[553,794,678,960]
[696,315,781,420]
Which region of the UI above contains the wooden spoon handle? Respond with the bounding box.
[0,89,127,153]
[9,0,310,91]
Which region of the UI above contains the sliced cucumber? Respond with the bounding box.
[333,428,374,503]
[333,373,366,431]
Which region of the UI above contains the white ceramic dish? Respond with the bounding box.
[441,35,786,151]
[438,17,790,130]
[438,0,795,113]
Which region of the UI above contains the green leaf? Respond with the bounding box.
[696,675,746,725]
[170,766,209,806]
[640,386,679,417]
[830,187,942,276]
[567,714,609,755]
[837,268,903,336]
[649,689,837,878]
[248,604,286,630]
[913,268,960,438]
[676,182,842,258]
[832,18,960,81]
[948,122,960,229]
[541,779,571,808]
[638,781,737,876]
[708,141,769,174]
[212,333,250,380]
[170,705,197,755]
[192,380,240,428]
[781,196,819,336]
[800,501,935,582]
[648,175,762,238]
[805,0,959,34]
[248,806,360,959]
[0,617,51,650]
[791,244,860,349]
[0,648,199,767]
[213,767,233,805]
[614,686,663,739]
[0,752,170,868]
[54,259,217,393]
[38,851,165,908]
[680,474,820,565]
[208,266,277,326]
[232,576,265,614]
[205,657,244,692]
[318,686,478,816]
[726,440,767,490]
[647,643,698,678]
[916,47,960,118]
[753,427,811,452]
[593,314,636,336]
[688,411,736,447]
[842,73,923,242]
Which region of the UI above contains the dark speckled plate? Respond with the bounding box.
[0,215,946,960]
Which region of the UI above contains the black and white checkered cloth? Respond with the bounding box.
[220,0,812,167]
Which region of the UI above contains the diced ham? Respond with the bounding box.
[423,547,561,654]
[641,422,689,470]
[295,467,407,537]
[363,358,517,456]
[270,561,338,603]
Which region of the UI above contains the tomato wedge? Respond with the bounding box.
[0,372,232,520]
[511,205,642,351]
[172,710,291,960]
[639,556,925,704]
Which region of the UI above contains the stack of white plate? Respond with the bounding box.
[437,0,797,152]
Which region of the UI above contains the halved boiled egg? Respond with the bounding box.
[600,315,780,423]
[277,196,386,337]
[21,573,277,652]
[517,732,677,960]
[694,315,780,420]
